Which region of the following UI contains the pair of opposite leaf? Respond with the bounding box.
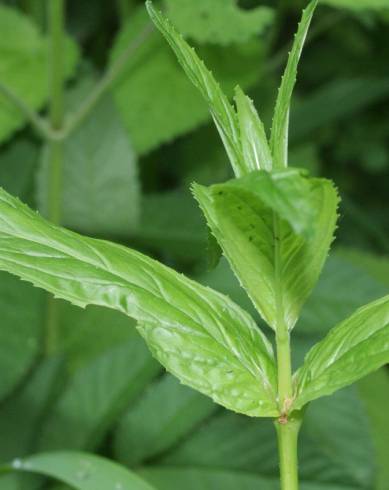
[0,1,387,419]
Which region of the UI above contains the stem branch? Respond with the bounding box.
[62,23,152,138]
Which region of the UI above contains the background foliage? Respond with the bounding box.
[0,0,388,489]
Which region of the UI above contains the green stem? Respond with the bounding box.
[273,210,300,489]
[45,0,66,355]
[275,412,302,490]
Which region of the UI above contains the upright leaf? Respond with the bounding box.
[270,0,318,168]
[294,295,389,409]
[234,86,272,172]
[146,1,245,176]
[111,7,262,155]
[193,168,339,330]
[1,452,155,490]
[0,188,278,417]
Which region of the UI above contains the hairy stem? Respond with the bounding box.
[45,0,65,355]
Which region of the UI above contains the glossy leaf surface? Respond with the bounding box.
[0,188,277,417]
[193,168,339,330]
[294,295,389,409]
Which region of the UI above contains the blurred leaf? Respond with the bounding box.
[161,386,373,488]
[114,374,216,466]
[136,191,206,260]
[160,411,277,474]
[194,169,339,330]
[0,358,61,490]
[0,272,44,402]
[111,6,263,155]
[290,78,389,142]
[0,5,78,143]
[270,0,317,168]
[37,327,159,451]
[294,294,389,409]
[300,387,374,488]
[0,140,38,202]
[358,369,389,490]
[338,248,389,287]
[0,188,278,417]
[140,467,357,490]
[297,251,389,336]
[322,0,389,10]
[37,81,139,237]
[1,452,155,490]
[164,0,274,46]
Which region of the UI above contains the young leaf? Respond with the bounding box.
[270,0,318,168]
[234,86,273,172]
[0,188,278,417]
[0,452,155,490]
[193,168,339,330]
[294,295,389,409]
[146,1,245,177]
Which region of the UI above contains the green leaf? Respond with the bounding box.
[0,358,61,462]
[136,191,207,261]
[140,468,278,490]
[193,168,339,330]
[291,78,389,143]
[140,467,353,490]
[0,272,44,401]
[114,374,216,466]
[161,387,374,488]
[1,452,155,490]
[37,329,159,451]
[294,295,389,409]
[0,188,278,417]
[164,0,274,46]
[146,1,243,176]
[111,6,262,156]
[0,358,62,490]
[300,387,374,488]
[358,369,389,490]
[37,81,139,237]
[234,86,272,172]
[0,140,38,202]
[322,0,389,10]
[270,0,317,169]
[0,5,78,143]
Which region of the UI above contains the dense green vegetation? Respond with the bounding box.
[0,1,388,489]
